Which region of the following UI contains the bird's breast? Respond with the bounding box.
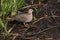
[25,14,33,22]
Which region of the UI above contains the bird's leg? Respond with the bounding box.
[23,23,30,31]
[23,23,30,27]
[23,23,28,27]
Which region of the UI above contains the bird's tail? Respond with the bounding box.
[6,17,14,21]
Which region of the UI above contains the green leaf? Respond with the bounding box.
[0,19,5,28]
[0,19,8,34]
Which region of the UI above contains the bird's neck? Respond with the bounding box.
[28,11,32,15]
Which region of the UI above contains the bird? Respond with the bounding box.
[7,9,33,27]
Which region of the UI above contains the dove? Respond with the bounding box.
[8,9,33,27]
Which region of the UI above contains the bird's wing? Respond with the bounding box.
[14,14,27,22]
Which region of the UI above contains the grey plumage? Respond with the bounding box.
[8,9,33,23]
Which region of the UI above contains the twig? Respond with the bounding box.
[25,26,58,37]
[8,24,16,33]
[32,17,45,24]
[20,4,41,10]
[12,34,19,40]
[32,15,60,24]
[1,32,21,37]
[24,26,58,39]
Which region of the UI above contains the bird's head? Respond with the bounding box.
[28,9,33,14]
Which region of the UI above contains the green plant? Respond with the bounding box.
[0,19,8,34]
[0,0,25,35]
